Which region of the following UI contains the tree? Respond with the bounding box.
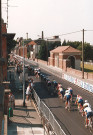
[48,41,61,56]
[38,40,61,61]
[38,40,47,60]
[62,39,67,46]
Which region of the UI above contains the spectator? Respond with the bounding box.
[26,83,31,101]
[8,92,15,109]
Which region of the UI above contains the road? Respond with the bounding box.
[13,57,93,135]
[24,60,93,135]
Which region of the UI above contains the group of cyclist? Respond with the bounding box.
[75,95,93,128]
[34,68,41,78]
[39,74,73,111]
[31,67,93,129]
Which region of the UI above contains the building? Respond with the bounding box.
[49,46,81,71]
[2,20,15,80]
[47,36,61,42]
[27,40,40,59]
[0,19,15,134]
[19,47,27,58]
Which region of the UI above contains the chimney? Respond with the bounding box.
[42,31,44,40]
[53,36,59,39]
[26,33,28,40]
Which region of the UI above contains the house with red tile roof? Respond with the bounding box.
[49,46,81,71]
[27,40,40,59]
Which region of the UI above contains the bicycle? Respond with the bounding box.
[85,116,93,133]
[65,100,71,112]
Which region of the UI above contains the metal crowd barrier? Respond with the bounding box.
[33,89,66,135]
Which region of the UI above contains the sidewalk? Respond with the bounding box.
[8,99,44,135]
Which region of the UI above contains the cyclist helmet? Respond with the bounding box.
[85,100,88,103]
[79,96,82,99]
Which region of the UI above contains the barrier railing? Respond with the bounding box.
[33,89,66,135]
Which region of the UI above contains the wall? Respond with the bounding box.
[29,58,93,93]
[2,23,7,33]
[36,58,93,81]
[62,73,93,93]
[67,67,93,80]
[35,59,48,65]
[19,47,27,58]
[75,59,81,70]
[2,23,7,80]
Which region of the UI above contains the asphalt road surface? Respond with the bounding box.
[24,60,93,135]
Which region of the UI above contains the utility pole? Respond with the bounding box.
[0,0,2,58]
[82,29,84,79]
[37,43,38,62]
[46,40,48,65]
[26,33,28,40]
[0,0,3,84]
[23,40,25,106]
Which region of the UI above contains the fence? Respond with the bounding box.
[33,89,66,135]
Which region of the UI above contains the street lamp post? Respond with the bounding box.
[0,0,3,84]
[0,0,2,58]
[37,44,38,62]
[23,39,25,106]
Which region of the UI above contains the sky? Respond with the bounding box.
[2,0,93,45]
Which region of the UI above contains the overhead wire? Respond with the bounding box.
[44,29,93,40]
[44,30,82,40]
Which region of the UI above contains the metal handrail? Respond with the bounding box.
[33,89,66,135]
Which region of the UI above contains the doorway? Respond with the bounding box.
[68,56,75,69]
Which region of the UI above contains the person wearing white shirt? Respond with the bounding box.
[26,84,31,100]
[84,106,93,127]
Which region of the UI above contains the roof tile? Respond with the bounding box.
[28,41,37,46]
[50,46,81,53]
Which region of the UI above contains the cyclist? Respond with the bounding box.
[77,96,83,111]
[64,90,71,109]
[57,83,61,90]
[59,86,64,99]
[75,95,83,110]
[52,79,58,93]
[47,80,51,93]
[67,87,73,101]
[83,106,93,127]
[81,100,91,116]
[75,95,80,105]
[47,80,51,87]
[83,100,91,108]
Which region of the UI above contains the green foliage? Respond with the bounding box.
[62,40,82,48]
[38,40,61,61]
[27,52,30,59]
[83,43,93,61]
[48,41,61,51]
[24,38,32,45]
[38,40,47,60]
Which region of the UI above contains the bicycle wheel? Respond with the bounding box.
[89,118,93,133]
[68,101,71,112]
